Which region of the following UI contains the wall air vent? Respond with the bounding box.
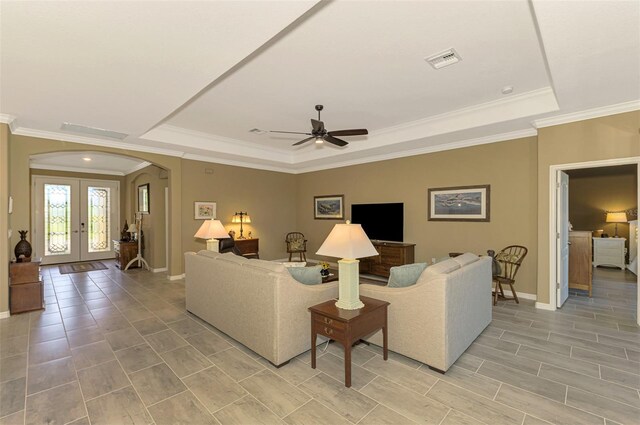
[425,48,462,70]
[61,122,128,140]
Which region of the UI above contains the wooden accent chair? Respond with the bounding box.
[285,232,307,262]
[492,245,528,305]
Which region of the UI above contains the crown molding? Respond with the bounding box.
[294,128,537,174]
[0,114,17,133]
[11,127,186,158]
[141,124,293,164]
[181,153,295,173]
[125,161,153,175]
[532,100,640,129]
[29,163,126,176]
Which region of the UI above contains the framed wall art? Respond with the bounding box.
[194,201,216,219]
[314,195,344,220]
[428,185,490,222]
[137,184,150,214]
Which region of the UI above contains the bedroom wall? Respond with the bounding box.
[536,110,640,305]
[296,136,539,297]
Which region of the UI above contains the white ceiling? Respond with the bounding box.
[1,0,638,174]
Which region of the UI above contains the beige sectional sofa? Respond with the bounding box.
[360,253,492,372]
[185,251,338,366]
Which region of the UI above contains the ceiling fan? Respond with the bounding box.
[270,105,368,147]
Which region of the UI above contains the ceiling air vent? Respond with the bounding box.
[249,128,267,135]
[425,48,462,70]
[61,122,128,140]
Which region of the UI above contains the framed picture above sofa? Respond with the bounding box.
[428,185,490,222]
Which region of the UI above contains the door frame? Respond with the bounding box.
[31,175,120,264]
[547,157,640,325]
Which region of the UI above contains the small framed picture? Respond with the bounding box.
[428,185,490,222]
[314,195,344,220]
[138,184,150,214]
[195,201,216,219]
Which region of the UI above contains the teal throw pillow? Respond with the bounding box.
[288,265,322,285]
[388,263,428,288]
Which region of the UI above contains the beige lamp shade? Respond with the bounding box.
[606,212,628,223]
[316,221,378,260]
[232,214,251,223]
[127,223,138,233]
[194,219,229,240]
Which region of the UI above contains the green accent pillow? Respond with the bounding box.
[288,265,322,285]
[388,263,428,288]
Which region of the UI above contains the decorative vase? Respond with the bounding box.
[15,230,32,262]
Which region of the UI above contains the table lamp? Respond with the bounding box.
[316,221,378,310]
[232,212,251,239]
[195,219,230,252]
[127,223,138,241]
[606,212,628,238]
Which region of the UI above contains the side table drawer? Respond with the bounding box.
[315,324,345,340]
[314,316,346,331]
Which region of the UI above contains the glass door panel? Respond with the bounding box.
[44,184,72,256]
[80,180,119,261]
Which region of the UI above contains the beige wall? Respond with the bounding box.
[125,165,168,269]
[297,136,539,296]
[180,159,297,262]
[537,111,640,304]
[568,171,637,245]
[7,134,183,277]
[0,124,9,314]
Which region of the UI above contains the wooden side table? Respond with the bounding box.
[9,259,44,314]
[308,296,389,387]
[234,238,259,258]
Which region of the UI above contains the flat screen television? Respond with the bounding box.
[351,203,403,243]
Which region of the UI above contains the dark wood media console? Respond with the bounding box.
[359,242,415,278]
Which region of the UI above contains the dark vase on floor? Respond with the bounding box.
[15,230,32,262]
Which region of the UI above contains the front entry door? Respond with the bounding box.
[33,176,119,265]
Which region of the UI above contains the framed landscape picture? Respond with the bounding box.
[314,195,344,220]
[194,201,216,219]
[428,185,490,222]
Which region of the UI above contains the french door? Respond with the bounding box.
[33,176,120,265]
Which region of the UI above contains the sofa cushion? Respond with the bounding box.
[422,258,460,279]
[242,259,286,273]
[216,252,250,265]
[388,263,428,287]
[288,265,322,285]
[453,253,479,267]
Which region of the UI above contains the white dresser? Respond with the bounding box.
[593,237,626,269]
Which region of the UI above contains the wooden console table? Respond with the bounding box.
[359,242,415,277]
[309,296,389,387]
[9,259,44,314]
[113,240,139,269]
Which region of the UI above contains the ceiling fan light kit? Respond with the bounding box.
[270,104,368,147]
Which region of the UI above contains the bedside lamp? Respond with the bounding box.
[195,219,230,252]
[606,212,628,238]
[232,212,251,239]
[316,221,378,310]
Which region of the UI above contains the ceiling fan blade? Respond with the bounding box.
[328,129,368,137]
[324,134,348,147]
[311,119,324,132]
[292,136,316,146]
[269,130,312,135]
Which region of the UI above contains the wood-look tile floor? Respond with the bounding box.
[1,263,638,424]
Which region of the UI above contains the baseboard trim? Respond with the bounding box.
[515,292,536,301]
[535,302,556,311]
[168,273,185,281]
[0,310,10,319]
[152,267,168,273]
